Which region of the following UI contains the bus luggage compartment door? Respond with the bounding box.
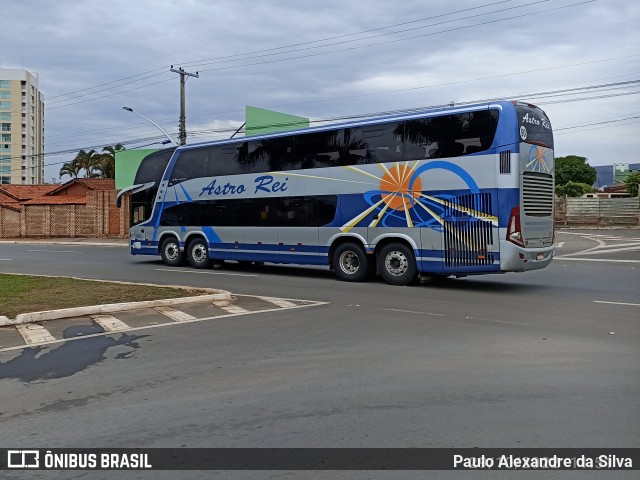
[441,192,499,273]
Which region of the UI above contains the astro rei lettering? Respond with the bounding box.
[200,175,289,197]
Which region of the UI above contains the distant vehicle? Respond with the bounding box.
[117,101,555,285]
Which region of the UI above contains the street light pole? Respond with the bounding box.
[122,107,179,147]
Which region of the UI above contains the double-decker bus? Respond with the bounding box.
[117,101,555,285]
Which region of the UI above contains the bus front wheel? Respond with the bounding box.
[333,242,371,282]
[187,238,211,269]
[377,242,417,286]
[160,237,184,267]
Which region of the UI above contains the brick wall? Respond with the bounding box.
[0,191,130,238]
[0,207,21,238]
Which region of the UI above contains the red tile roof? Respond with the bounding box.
[47,178,115,195]
[22,195,87,205]
[75,178,115,190]
[0,185,59,201]
[0,200,21,212]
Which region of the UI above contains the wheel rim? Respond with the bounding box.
[192,243,208,263]
[339,250,360,274]
[384,250,408,276]
[165,243,180,261]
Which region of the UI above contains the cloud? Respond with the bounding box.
[2,0,638,181]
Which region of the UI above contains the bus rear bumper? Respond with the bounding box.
[499,240,554,272]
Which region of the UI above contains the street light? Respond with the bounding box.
[122,107,179,147]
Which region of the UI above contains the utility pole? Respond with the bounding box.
[170,65,199,145]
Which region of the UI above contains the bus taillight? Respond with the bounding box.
[507,205,525,247]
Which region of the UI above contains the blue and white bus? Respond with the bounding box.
[118,101,555,285]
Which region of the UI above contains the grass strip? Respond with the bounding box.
[0,273,207,319]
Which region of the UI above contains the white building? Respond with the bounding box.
[0,69,45,184]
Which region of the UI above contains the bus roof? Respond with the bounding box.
[180,100,528,152]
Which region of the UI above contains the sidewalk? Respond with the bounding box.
[0,237,129,247]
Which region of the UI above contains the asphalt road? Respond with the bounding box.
[0,229,638,479]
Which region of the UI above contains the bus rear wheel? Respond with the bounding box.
[333,242,371,282]
[187,238,211,269]
[377,242,417,286]
[160,237,184,267]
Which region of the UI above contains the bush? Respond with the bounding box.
[625,172,640,198]
[556,181,595,198]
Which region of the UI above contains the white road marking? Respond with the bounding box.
[155,268,258,277]
[218,304,251,315]
[381,308,445,317]
[91,314,131,332]
[0,299,329,353]
[561,245,640,256]
[15,323,56,344]
[555,242,565,248]
[557,232,628,239]
[554,257,640,263]
[154,306,196,322]
[26,249,83,253]
[256,296,298,308]
[593,301,640,307]
[0,258,11,261]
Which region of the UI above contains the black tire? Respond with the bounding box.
[332,242,372,282]
[187,237,211,269]
[160,237,184,267]
[377,242,417,286]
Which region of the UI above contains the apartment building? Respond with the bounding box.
[0,68,45,184]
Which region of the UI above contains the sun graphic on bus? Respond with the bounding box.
[274,161,496,232]
[526,146,551,173]
[380,164,422,210]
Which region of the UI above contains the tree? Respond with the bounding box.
[92,144,124,179]
[60,145,124,180]
[59,161,81,179]
[555,155,596,187]
[70,149,99,178]
[625,172,640,198]
[556,181,595,198]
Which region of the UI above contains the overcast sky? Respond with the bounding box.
[2,0,638,182]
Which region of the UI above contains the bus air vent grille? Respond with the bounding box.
[499,150,511,174]
[443,192,495,267]
[522,172,554,217]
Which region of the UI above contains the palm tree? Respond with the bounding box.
[59,161,81,179]
[70,149,99,178]
[63,144,125,180]
[92,144,124,179]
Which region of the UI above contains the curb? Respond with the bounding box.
[0,292,233,327]
[0,239,128,247]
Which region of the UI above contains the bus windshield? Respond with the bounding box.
[516,104,553,149]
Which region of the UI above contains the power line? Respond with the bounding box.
[193,0,596,74]
[180,0,518,68]
[28,0,521,111]
[43,54,638,148]
[6,75,639,178]
[31,80,640,165]
[9,0,593,113]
